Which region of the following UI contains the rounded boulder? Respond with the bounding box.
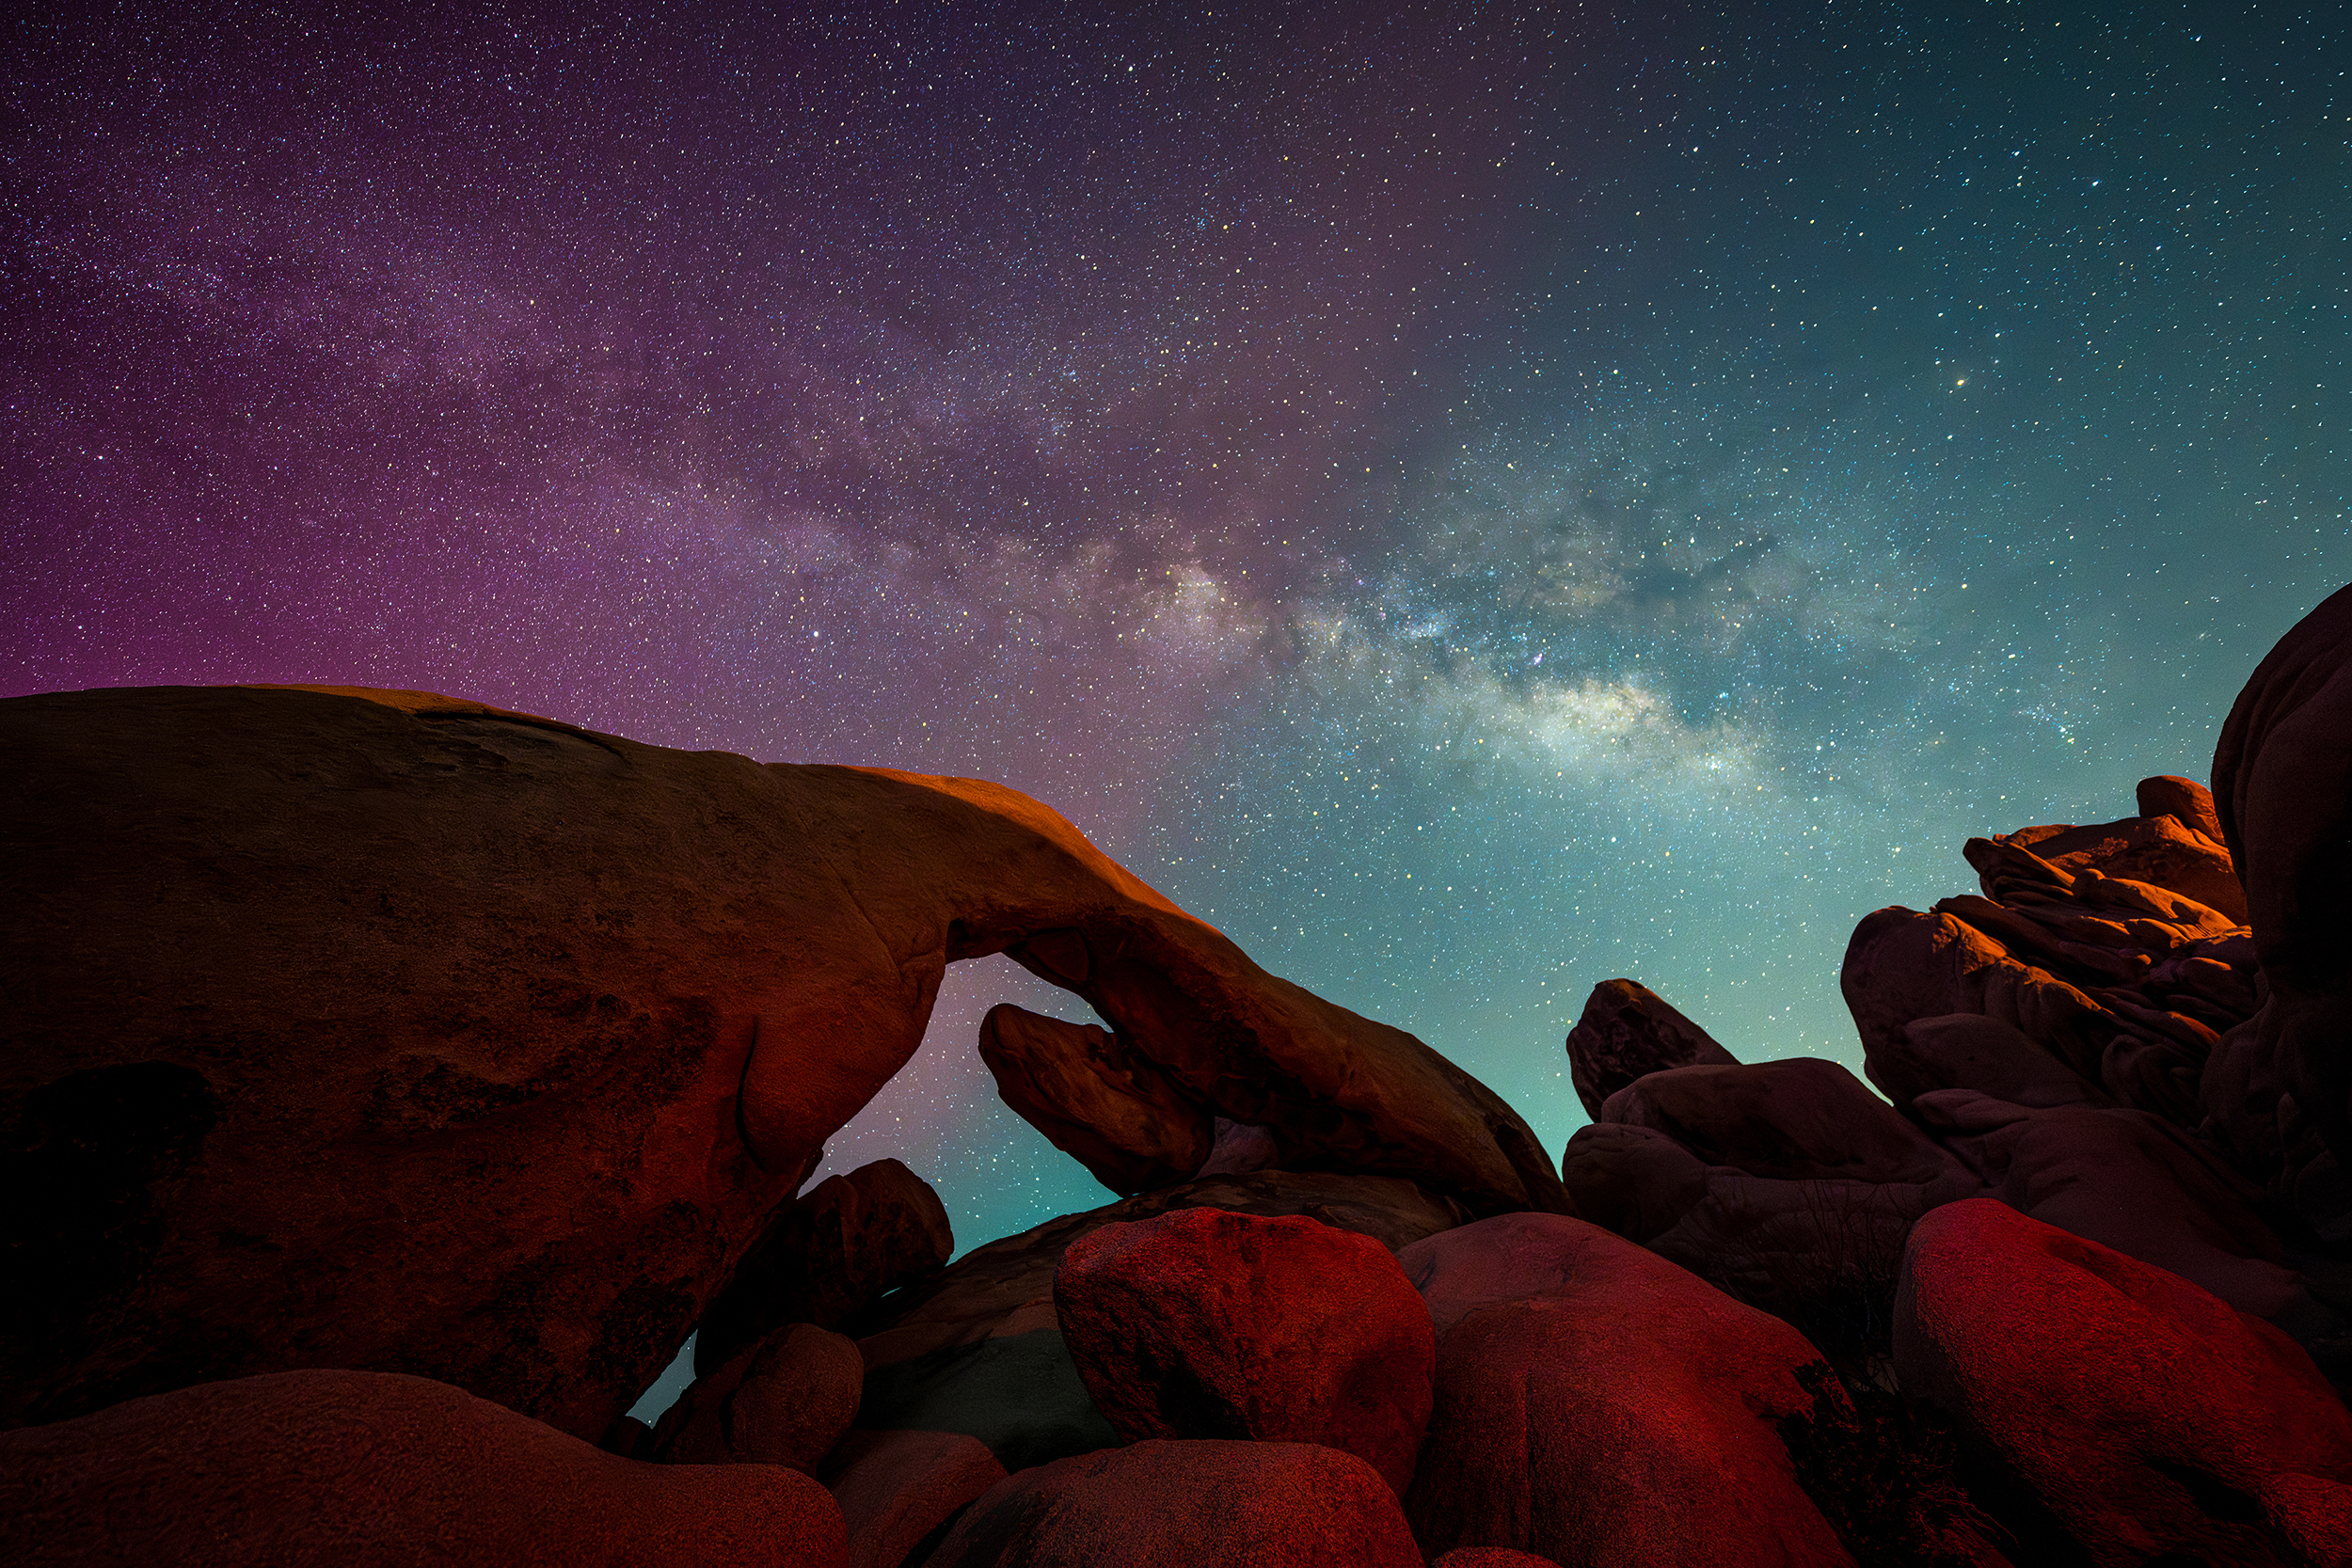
[1053,1206,1436,1495]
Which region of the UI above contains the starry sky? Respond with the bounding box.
[7,2,2348,1264]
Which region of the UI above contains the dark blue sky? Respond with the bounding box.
[6,1,2346,1266]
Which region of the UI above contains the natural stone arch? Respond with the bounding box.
[1,684,1565,1440]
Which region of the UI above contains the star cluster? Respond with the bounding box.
[6,3,2347,1270]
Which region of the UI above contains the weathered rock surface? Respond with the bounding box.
[1896,1198,2352,1566]
[1565,1057,1986,1378]
[2208,580,2352,1248]
[978,1005,1213,1195]
[1429,1552,1565,1568]
[832,1169,1464,1566]
[821,1429,1008,1568]
[655,1322,864,1470]
[1055,1206,1436,1495]
[1844,812,2259,1132]
[0,1368,848,1568]
[917,1440,1425,1568]
[696,1159,952,1377]
[1400,1212,1857,1567]
[0,683,1561,1435]
[1565,977,1740,1121]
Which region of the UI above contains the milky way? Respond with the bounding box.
[7,2,2348,1314]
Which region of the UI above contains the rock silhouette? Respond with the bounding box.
[1565,977,1740,1121]
[0,684,1561,1436]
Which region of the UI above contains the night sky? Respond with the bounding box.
[7,2,2348,1281]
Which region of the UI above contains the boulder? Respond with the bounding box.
[916,1439,1425,1568]
[1598,1057,1969,1187]
[835,1170,1463,1564]
[1895,1198,2352,1566]
[2210,580,2352,1242]
[0,684,1562,1435]
[1565,978,1740,1121]
[821,1430,1008,1568]
[697,1159,953,1376]
[0,1368,847,1568]
[656,1322,864,1470]
[977,1005,1213,1195]
[1055,1207,1436,1495]
[1399,1212,1856,1567]
[1430,1553,1565,1568]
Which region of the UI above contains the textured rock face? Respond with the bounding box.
[1564,977,1740,1121]
[977,1005,1214,1195]
[655,1323,864,1470]
[0,1369,849,1568]
[2208,580,2352,1245]
[918,1440,1426,1568]
[1055,1207,1436,1495]
[1399,1212,1856,1568]
[828,1169,1463,1568]
[1896,1198,2352,1567]
[696,1159,953,1377]
[0,684,1560,1435]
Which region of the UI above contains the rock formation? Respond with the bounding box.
[12,579,2352,1568]
[0,1369,849,1568]
[1055,1206,1436,1495]
[0,683,1562,1436]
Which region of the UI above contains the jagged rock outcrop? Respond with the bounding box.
[1843,782,2260,1132]
[1898,1198,2352,1566]
[978,1006,1213,1194]
[1055,1207,1436,1495]
[0,684,1561,1436]
[0,1369,849,1568]
[1399,1212,1858,1567]
[1564,978,1741,1121]
[823,1170,1464,1568]
[917,1440,1426,1568]
[695,1160,953,1377]
[2208,579,2352,1248]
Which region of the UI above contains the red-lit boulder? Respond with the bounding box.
[1564,977,1740,1121]
[917,1439,1424,1568]
[836,1170,1461,1563]
[1894,1198,2352,1565]
[1398,1212,1855,1567]
[0,684,1562,1436]
[1429,1553,1565,1568]
[1055,1206,1436,1495]
[0,1368,847,1568]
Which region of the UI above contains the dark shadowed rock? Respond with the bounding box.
[1896,1198,2352,1567]
[697,1159,952,1376]
[832,1169,1464,1565]
[1400,1212,1855,1567]
[1599,1057,1969,1187]
[1429,1553,1565,1568]
[977,1005,1213,1195]
[1866,1012,2112,1117]
[917,1440,1424,1568]
[1055,1206,1436,1495]
[821,1430,1007,1568]
[1565,977,1740,1120]
[0,1369,847,1568]
[0,684,1561,1435]
[2209,580,2352,1245]
[656,1322,864,1471]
